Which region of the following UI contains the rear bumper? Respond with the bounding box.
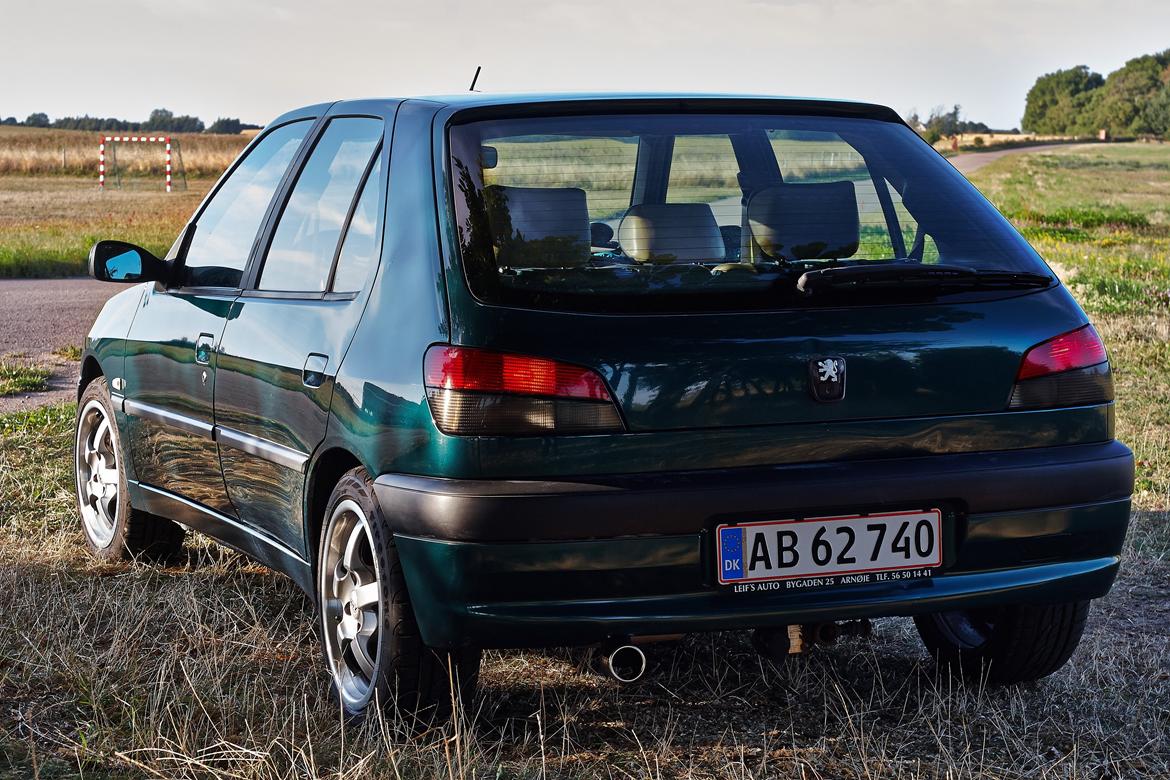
[373,441,1134,649]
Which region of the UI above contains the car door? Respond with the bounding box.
[214,108,390,555]
[122,118,314,515]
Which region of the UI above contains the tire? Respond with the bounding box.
[914,600,1091,684]
[317,467,480,723]
[75,377,186,562]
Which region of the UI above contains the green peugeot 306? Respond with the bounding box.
[76,93,1133,720]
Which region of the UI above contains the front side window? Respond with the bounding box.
[181,120,310,288]
[448,112,1048,313]
[258,117,383,292]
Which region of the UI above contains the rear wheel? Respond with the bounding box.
[914,600,1091,684]
[317,467,480,722]
[75,377,186,561]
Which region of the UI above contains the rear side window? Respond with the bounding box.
[259,117,382,292]
[182,120,310,288]
[447,113,1047,313]
[331,156,384,293]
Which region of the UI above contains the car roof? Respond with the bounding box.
[288,93,903,125]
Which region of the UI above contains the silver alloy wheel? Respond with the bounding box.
[320,498,383,708]
[76,398,120,548]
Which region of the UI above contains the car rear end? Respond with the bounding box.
[376,97,1133,660]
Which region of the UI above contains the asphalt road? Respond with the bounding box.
[0,277,117,356]
[0,277,119,412]
[947,142,1084,175]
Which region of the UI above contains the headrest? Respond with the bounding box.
[747,182,860,260]
[483,185,591,267]
[617,203,726,263]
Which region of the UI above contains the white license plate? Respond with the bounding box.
[716,509,942,586]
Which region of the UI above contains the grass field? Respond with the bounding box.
[0,126,241,277]
[0,126,247,178]
[1,144,1169,778]
[0,177,214,277]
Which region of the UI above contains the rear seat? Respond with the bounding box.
[483,185,591,267]
[617,203,726,263]
[747,181,860,261]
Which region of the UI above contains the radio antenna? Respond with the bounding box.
[469,65,482,92]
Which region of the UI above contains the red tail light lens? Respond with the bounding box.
[424,346,611,401]
[1016,325,1108,380]
[423,346,622,435]
[1009,325,1112,410]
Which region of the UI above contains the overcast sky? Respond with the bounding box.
[4,0,1167,130]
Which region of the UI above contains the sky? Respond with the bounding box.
[3,0,1168,130]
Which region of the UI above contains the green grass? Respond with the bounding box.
[969,142,1170,507]
[0,361,51,396]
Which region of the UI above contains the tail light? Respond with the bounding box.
[423,346,624,435]
[1009,325,1113,410]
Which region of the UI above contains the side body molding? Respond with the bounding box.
[123,399,309,472]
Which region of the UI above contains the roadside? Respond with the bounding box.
[0,277,116,413]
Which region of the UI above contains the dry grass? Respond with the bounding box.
[0,403,1166,780]
[0,177,214,277]
[0,126,247,179]
[1,145,1169,779]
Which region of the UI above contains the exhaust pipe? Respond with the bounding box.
[603,643,647,683]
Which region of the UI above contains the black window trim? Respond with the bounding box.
[245,113,386,298]
[168,115,324,295]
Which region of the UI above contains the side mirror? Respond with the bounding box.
[88,240,168,283]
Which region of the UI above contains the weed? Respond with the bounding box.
[0,360,51,395]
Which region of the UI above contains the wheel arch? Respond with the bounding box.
[79,354,104,397]
[303,446,364,575]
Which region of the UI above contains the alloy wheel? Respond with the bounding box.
[320,498,383,708]
[76,398,120,548]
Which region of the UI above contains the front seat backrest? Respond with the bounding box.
[747,182,860,261]
[483,185,591,268]
[617,203,726,264]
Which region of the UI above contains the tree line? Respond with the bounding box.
[1023,50,1170,137]
[904,105,998,144]
[1,108,260,135]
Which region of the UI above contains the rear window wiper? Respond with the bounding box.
[796,263,1053,295]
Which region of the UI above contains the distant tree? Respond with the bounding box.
[24,112,50,128]
[206,117,243,134]
[1091,52,1170,135]
[1141,85,1170,138]
[1,117,17,125]
[142,108,204,134]
[1022,65,1104,133]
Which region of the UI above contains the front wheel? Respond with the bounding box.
[914,600,1091,684]
[317,467,480,722]
[75,377,185,561]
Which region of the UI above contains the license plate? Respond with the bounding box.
[716,509,942,587]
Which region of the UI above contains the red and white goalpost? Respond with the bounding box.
[98,135,174,191]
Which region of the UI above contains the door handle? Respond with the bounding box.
[195,333,215,365]
[303,353,329,388]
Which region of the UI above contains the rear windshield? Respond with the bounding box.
[447,112,1047,313]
